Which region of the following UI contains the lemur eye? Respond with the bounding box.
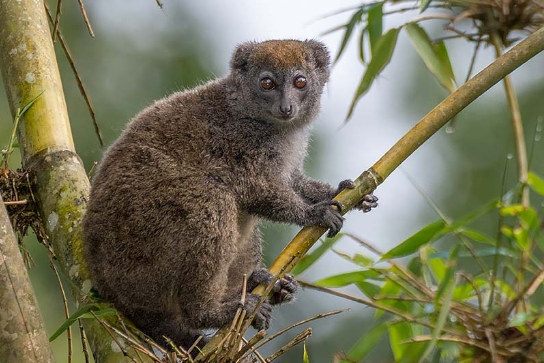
[260,78,275,90]
[293,76,307,89]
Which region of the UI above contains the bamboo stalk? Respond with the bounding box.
[0,194,55,363]
[0,1,150,362]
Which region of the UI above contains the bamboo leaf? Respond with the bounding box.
[19,90,45,115]
[345,323,388,361]
[346,27,400,120]
[433,40,455,87]
[381,220,446,260]
[421,273,458,361]
[405,23,455,92]
[419,0,432,12]
[80,308,118,319]
[335,7,366,63]
[358,27,366,63]
[49,304,95,342]
[367,3,383,54]
[527,172,544,196]
[314,270,381,288]
[331,249,374,267]
[434,246,459,305]
[389,321,426,361]
[355,281,381,297]
[443,200,498,233]
[460,229,496,245]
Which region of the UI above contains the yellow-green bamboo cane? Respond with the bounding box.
[0,195,55,363]
[0,1,151,362]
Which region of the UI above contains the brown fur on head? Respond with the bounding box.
[230,39,330,73]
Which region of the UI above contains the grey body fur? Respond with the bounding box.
[83,39,371,349]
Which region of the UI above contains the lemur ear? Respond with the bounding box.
[230,41,258,72]
[304,40,330,69]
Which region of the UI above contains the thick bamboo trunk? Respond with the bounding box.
[0,1,150,362]
[0,195,55,363]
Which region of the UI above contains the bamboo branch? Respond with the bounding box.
[0,194,55,363]
[0,1,149,362]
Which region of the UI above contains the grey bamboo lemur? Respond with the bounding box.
[82,39,377,350]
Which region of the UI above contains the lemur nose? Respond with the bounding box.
[279,104,293,117]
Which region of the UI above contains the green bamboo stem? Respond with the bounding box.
[200,26,544,358]
[0,1,151,362]
[491,33,529,208]
[490,32,531,314]
[0,195,55,363]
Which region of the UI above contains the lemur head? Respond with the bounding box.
[229,39,330,129]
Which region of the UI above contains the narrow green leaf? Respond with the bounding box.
[428,253,447,283]
[79,307,118,319]
[459,247,516,258]
[303,341,310,363]
[314,270,381,288]
[443,200,498,233]
[428,246,516,259]
[532,315,544,329]
[50,304,95,342]
[352,253,374,267]
[389,321,426,361]
[367,3,383,54]
[332,249,374,267]
[381,220,446,260]
[389,321,410,360]
[501,225,514,238]
[433,41,455,87]
[292,234,343,275]
[2,90,44,167]
[460,229,496,245]
[346,323,388,361]
[346,27,400,120]
[528,172,544,196]
[419,0,432,12]
[335,8,366,63]
[421,273,458,362]
[375,279,402,318]
[19,90,45,115]
[434,246,459,305]
[355,281,381,297]
[358,27,366,63]
[519,208,539,229]
[405,23,455,92]
[419,246,437,287]
[513,225,530,251]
